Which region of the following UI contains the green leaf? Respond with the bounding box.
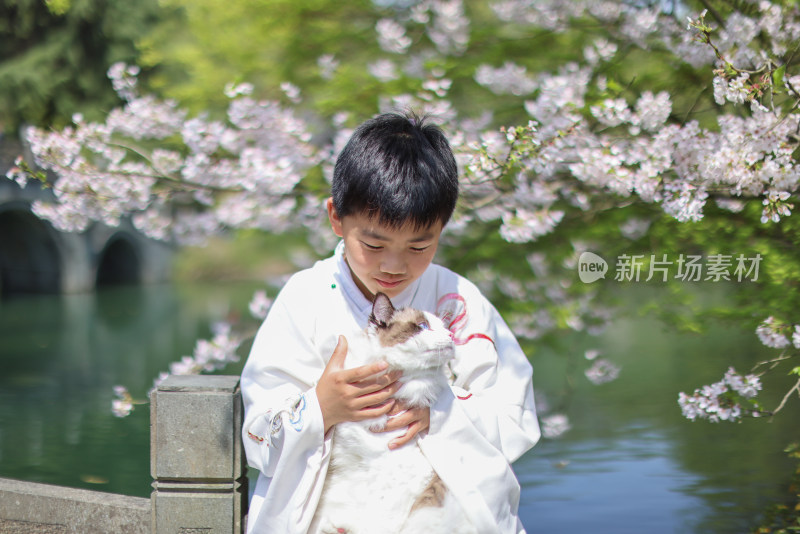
[45,0,71,15]
[773,65,787,87]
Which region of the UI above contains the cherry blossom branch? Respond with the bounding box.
[772,377,800,417]
[752,353,793,372]
[102,141,246,194]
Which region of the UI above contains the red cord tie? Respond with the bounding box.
[436,293,495,348]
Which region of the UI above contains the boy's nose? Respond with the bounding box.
[380,263,405,275]
[380,255,406,274]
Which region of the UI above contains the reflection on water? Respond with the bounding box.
[0,283,797,533]
[0,283,260,496]
[518,429,705,533]
[518,294,799,534]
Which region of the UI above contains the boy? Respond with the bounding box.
[241,113,540,533]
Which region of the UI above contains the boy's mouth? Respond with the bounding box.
[375,278,405,289]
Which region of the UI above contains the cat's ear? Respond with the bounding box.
[369,292,395,328]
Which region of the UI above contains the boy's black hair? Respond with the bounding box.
[332,112,458,229]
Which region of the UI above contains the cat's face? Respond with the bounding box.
[368,293,454,369]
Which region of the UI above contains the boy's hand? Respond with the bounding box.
[377,401,430,449]
[316,335,402,434]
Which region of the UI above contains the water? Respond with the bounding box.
[0,283,797,533]
[0,283,261,496]
[516,295,799,533]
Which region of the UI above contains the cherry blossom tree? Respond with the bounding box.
[6,1,800,435]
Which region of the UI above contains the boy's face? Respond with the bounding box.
[326,198,443,301]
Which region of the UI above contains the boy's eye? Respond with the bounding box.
[362,242,383,250]
[410,245,430,252]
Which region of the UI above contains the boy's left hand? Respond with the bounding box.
[377,401,430,449]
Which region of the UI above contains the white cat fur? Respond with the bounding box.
[308,299,476,534]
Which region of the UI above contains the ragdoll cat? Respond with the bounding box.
[308,292,476,534]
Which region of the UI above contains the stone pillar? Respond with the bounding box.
[151,375,248,534]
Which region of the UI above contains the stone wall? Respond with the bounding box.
[0,478,149,534]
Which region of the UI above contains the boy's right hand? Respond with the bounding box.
[316,335,402,434]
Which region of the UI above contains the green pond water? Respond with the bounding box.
[0,282,797,533]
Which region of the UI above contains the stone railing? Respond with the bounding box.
[0,375,248,534]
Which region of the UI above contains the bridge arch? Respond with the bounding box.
[95,233,142,287]
[0,205,61,295]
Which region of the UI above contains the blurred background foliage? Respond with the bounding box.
[137,0,384,117]
[0,0,723,130]
[2,0,796,335]
[133,0,724,128]
[0,0,161,132]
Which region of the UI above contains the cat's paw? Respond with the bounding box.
[368,414,388,432]
[368,421,386,432]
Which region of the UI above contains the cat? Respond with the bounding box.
[308,292,476,534]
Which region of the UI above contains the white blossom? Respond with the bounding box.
[679,368,763,422]
[756,316,790,348]
[422,78,452,98]
[107,62,140,101]
[499,208,564,243]
[368,59,399,82]
[475,62,537,96]
[724,367,762,399]
[621,7,659,46]
[164,321,242,379]
[280,82,302,104]
[249,290,273,320]
[376,18,412,54]
[317,54,339,80]
[661,183,708,223]
[111,385,134,418]
[761,190,794,224]
[590,98,632,128]
[633,91,671,131]
[584,349,601,361]
[540,414,571,439]
[619,218,650,240]
[585,358,621,385]
[224,82,254,98]
[713,74,751,105]
[584,38,618,65]
[425,0,470,55]
[5,157,27,188]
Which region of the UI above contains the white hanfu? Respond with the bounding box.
[241,242,540,534]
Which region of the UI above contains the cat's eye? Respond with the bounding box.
[417,321,430,330]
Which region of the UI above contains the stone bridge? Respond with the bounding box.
[0,137,172,295]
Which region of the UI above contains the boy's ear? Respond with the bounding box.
[326,197,344,237]
[369,292,395,328]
